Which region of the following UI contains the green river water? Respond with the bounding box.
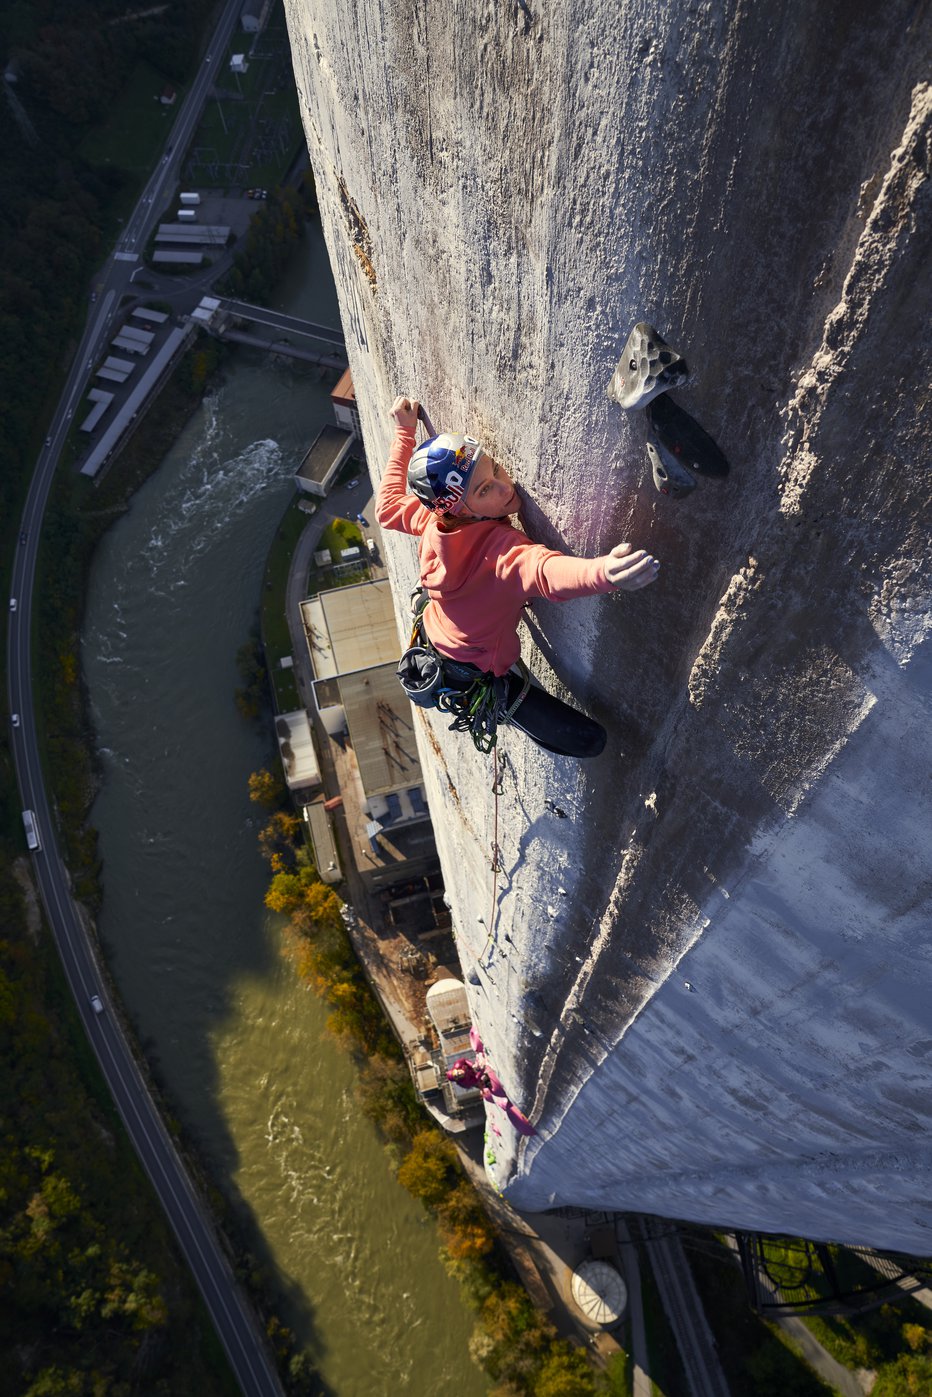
[82,224,488,1396]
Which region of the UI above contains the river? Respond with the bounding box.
[82,222,488,1396]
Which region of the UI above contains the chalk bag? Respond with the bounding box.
[397,645,445,708]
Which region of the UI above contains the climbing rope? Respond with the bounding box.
[477,745,501,971]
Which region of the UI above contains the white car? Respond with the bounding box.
[9,598,16,612]
[345,478,359,490]
[45,436,51,446]
[11,714,20,728]
[90,994,104,1015]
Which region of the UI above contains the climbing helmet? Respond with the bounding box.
[407,434,484,514]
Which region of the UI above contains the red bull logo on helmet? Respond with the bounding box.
[433,440,481,513]
[435,467,467,513]
[408,434,483,513]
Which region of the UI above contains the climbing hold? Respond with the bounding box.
[647,441,697,499]
[647,394,730,477]
[466,966,481,986]
[606,321,689,410]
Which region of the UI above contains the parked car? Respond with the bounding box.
[345,478,359,491]
[366,538,377,556]
[90,994,104,1015]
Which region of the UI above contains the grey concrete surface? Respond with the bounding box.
[283,0,932,1250]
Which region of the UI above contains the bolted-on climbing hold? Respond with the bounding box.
[606,321,689,410]
[647,440,697,499]
[466,966,482,986]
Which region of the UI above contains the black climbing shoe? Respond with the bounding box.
[647,395,730,477]
[503,674,607,759]
[647,441,696,498]
[606,322,689,410]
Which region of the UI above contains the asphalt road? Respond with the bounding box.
[6,2,286,1391]
[645,1230,730,1397]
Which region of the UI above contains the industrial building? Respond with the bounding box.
[299,579,435,889]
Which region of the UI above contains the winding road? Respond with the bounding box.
[6,1,286,1391]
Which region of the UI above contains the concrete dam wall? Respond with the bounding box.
[284,0,932,1251]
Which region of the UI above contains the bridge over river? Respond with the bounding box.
[212,298,347,368]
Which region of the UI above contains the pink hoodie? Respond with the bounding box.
[376,426,616,676]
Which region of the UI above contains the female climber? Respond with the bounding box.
[376,395,660,757]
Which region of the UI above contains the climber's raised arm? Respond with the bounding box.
[375,395,433,536]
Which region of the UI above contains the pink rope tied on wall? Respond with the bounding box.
[446,1028,536,1136]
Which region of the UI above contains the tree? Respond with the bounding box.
[476,1283,557,1386]
[302,881,343,935]
[872,1352,932,1397]
[265,868,315,913]
[396,1130,459,1205]
[534,1345,600,1397]
[357,1053,423,1145]
[258,811,300,867]
[436,1181,496,1260]
[248,767,284,806]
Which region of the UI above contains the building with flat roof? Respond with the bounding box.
[302,800,341,883]
[300,579,435,886]
[81,323,195,477]
[274,710,321,795]
[294,423,355,497]
[155,223,231,247]
[331,367,360,435]
[153,250,204,266]
[118,324,154,344]
[420,979,484,1131]
[80,388,114,433]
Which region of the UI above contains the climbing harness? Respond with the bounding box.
[396,592,532,754]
